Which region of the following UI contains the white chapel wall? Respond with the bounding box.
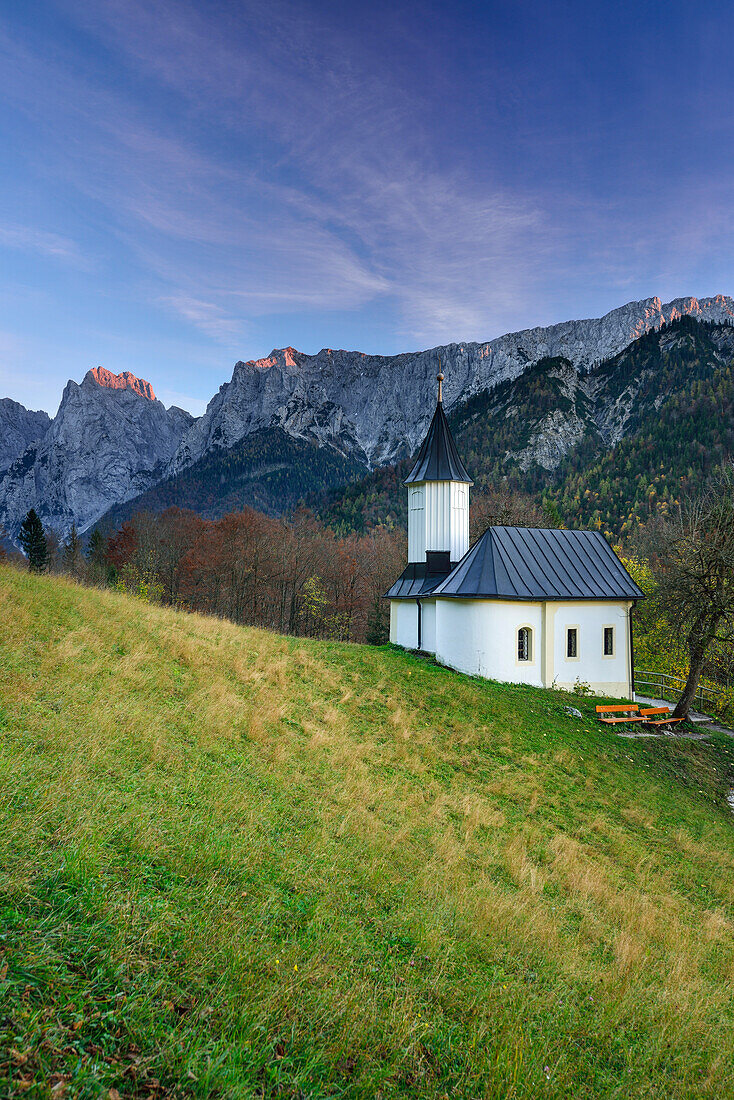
[434,599,545,687]
[433,597,632,697]
[550,600,631,697]
[390,600,419,649]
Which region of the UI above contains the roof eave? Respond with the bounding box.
[428,592,645,601]
[403,472,474,486]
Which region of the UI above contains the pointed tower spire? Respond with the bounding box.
[404,373,472,485]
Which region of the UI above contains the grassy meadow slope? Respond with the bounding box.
[3,567,734,1097]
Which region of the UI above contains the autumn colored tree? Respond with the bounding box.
[105,522,138,578]
[95,503,409,646]
[151,508,206,604]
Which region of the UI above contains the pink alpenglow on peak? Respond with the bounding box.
[87,367,156,401]
[281,347,299,368]
[249,347,303,372]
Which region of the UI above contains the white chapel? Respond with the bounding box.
[386,373,644,698]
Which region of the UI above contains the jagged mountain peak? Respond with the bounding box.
[85,366,156,401]
[235,347,306,373]
[625,294,734,342]
[0,366,193,543]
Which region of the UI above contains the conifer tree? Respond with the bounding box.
[365,595,388,645]
[62,524,82,575]
[86,528,105,566]
[18,509,49,573]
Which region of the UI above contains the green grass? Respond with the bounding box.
[3,565,734,1098]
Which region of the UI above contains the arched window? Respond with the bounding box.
[517,626,532,662]
[410,488,424,511]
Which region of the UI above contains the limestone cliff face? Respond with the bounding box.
[0,370,192,541]
[169,295,734,474]
[0,399,51,473]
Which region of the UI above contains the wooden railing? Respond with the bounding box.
[634,669,728,714]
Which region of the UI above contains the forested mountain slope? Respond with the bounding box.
[169,295,734,476]
[318,317,734,539]
[546,320,734,536]
[97,426,368,530]
[4,565,734,1096]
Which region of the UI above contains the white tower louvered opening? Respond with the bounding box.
[408,479,469,563]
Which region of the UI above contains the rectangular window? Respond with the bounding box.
[603,626,615,656]
[566,627,578,659]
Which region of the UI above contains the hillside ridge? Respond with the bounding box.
[169,294,734,476]
[318,316,734,539]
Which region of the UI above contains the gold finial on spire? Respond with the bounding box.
[437,361,444,404]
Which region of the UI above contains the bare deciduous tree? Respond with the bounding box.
[469,487,560,543]
[655,474,734,718]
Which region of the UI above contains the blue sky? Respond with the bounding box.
[2,0,733,416]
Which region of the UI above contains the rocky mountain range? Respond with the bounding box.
[1,294,733,544]
[168,294,734,475]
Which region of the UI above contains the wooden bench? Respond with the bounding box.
[596,704,643,724]
[638,706,684,726]
[596,704,686,727]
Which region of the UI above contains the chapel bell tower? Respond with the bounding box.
[404,371,472,567]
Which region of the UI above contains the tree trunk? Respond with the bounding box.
[672,642,708,719]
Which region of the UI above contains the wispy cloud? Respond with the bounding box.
[0,0,550,346]
[159,295,246,343]
[1,0,732,372]
[0,222,84,264]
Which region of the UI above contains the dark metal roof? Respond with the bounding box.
[404,401,473,485]
[432,526,645,601]
[385,559,456,599]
